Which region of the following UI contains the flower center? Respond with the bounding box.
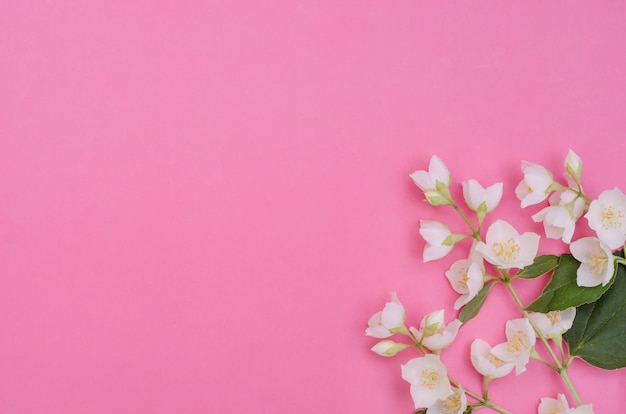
[492,238,521,263]
[548,408,561,414]
[458,266,469,291]
[506,331,529,354]
[487,353,506,368]
[547,311,561,326]
[420,368,440,389]
[441,390,462,414]
[588,249,608,276]
[600,205,624,230]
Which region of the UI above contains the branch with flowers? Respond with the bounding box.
[365,151,626,414]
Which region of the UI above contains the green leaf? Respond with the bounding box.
[564,262,626,369]
[459,283,494,323]
[415,410,427,414]
[525,254,616,312]
[516,254,559,279]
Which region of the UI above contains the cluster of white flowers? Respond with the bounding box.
[517,150,626,287]
[366,294,464,411]
[364,150,625,413]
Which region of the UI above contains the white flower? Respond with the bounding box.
[565,149,583,184]
[445,259,484,310]
[532,189,586,244]
[529,308,576,337]
[491,318,536,375]
[538,394,568,414]
[401,354,453,409]
[470,338,515,378]
[585,188,626,249]
[370,340,410,357]
[366,293,406,338]
[462,179,503,212]
[426,387,467,414]
[532,205,575,243]
[410,155,451,192]
[515,161,554,208]
[475,220,540,269]
[410,310,462,352]
[570,237,615,287]
[420,220,454,262]
[538,394,594,414]
[410,156,453,206]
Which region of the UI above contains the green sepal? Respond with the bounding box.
[389,325,410,336]
[443,233,468,246]
[515,254,560,279]
[421,322,440,338]
[425,191,452,206]
[435,179,451,193]
[476,201,488,225]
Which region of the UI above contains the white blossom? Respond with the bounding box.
[570,237,615,287]
[585,188,626,249]
[366,293,406,338]
[462,179,503,212]
[515,161,554,208]
[532,189,586,244]
[426,387,467,414]
[410,155,451,193]
[475,220,540,269]
[401,354,453,409]
[420,220,454,262]
[445,259,484,310]
[410,310,461,352]
[529,308,576,337]
[491,318,536,375]
[470,338,515,378]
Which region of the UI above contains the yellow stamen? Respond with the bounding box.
[547,311,561,326]
[420,368,440,389]
[492,238,521,264]
[587,249,608,276]
[441,390,462,414]
[600,205,624,230]
[458,266,469,290]
[506,330,529,354]
[487,353,506,368]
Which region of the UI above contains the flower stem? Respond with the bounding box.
[448,377,512,414]
[451,203,480,238]
[560,367,583,405]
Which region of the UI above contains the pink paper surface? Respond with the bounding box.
[2,2,626,413]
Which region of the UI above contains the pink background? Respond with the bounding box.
[2,1,626,413]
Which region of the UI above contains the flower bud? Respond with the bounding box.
[370,340,410,357]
